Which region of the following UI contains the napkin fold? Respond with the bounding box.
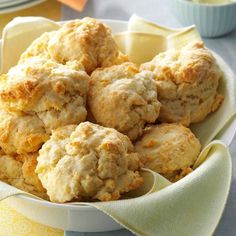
[0,17,60,74]
[89,141,232,236]
[113,15,236,148]
[113,14,201,65]
[0,0,61,36]
[0,141,232,236]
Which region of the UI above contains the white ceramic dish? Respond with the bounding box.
[0,19,236,233]
[0,0,45,14]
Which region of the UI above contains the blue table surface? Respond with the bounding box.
[62,1,236,235]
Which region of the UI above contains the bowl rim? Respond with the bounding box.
[61,18,128,26]
[16,194,96,210]
[0,18,235,211]
[175,0,236,7]
[1,18,129,211]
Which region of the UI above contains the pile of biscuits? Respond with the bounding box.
[0,17,223,203]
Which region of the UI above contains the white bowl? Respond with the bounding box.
[6,195,122,232]
[169,0,236,37]
[1,19,128,233]
[1,19,236,233]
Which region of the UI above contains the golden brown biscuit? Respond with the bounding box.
[0,153,47,199]
[140,41,223,126]
[19,32,52,63]
[0,57,89,131]
[36,122,143,203]
[88,62,161,141]
[19,18,128,74]
[18,153,46,194]
[0,110,49,155]
[0,153,22,181]
[134,123,201,181]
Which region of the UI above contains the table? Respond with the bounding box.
[62,1,236,235]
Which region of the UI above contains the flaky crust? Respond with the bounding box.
[36,122,143,203]
[19,18,127,74]
[0,57,89,132]
[0,153,47,199]
[0,110,49,155]
[19,32,52,63]
[18,153,46,194]
[141,41,223,126]
[134,123,201,181]
[88,63,161,141]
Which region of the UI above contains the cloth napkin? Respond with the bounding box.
[66,142,233,236]
[0,141,232,236]
[0,0,61,36]
[114,15,201,65]
[0,200,62,235]
[0,16,235,236]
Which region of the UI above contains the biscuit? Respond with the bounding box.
[19,32,52,63]
[36,122,143,203]
[16,153,45,193]
[0,153,47,199]
[88,62,161,141]
[19,18,128,74]
[134,123,201,181]
[0,57,89,132]
[141,41,223,126]
[0,110,49,155]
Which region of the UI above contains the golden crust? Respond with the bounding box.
[20,153,46,193]
[174,167,193,182]
[0,20,224,202]
[0,153,47,199]
[0,57,89,131]
[141,41,223,126]
[134,123,201,181]
[19,18,128,74]
[88,62,161,141]
[19,32,52,63]
[36,122,143,203]
[48,18,128,74]
[0,110,49,155]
